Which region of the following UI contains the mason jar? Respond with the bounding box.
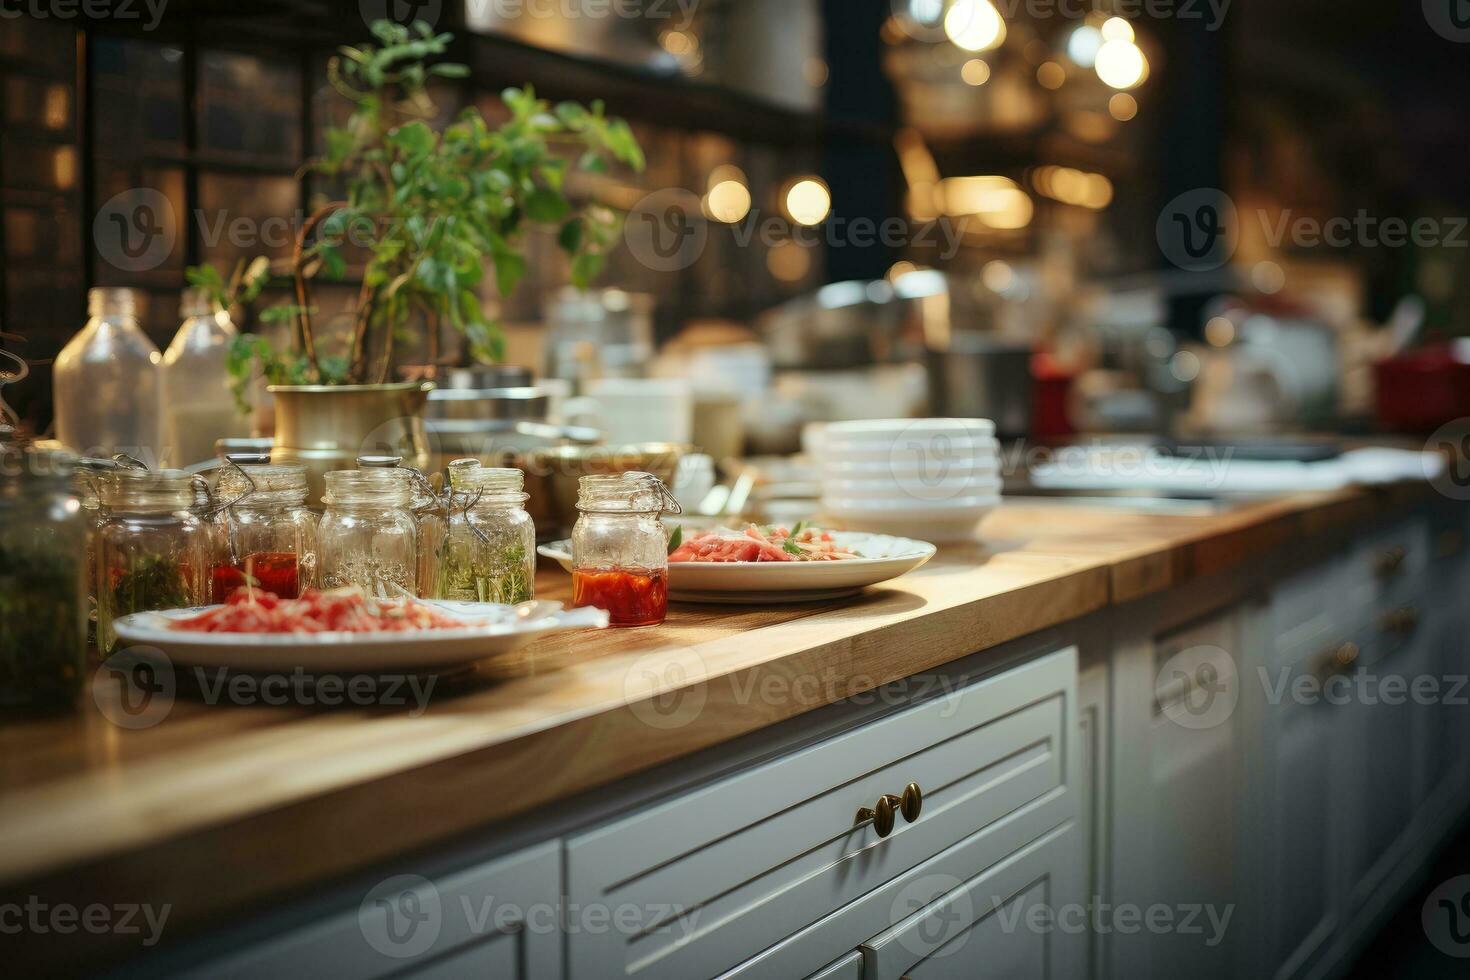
[570,472,678,627]
[358,455,444,598]
[0,445,88,711]
[96,468,216,653]
[212,462,319,602]
[436,459,536,604]
[318,469,418,597]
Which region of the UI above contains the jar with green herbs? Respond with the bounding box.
[318,469,418,597]
[96,469,215,654]
[436,460,536,605]
[357,455,444,598]
[0,445,88,711]
[211,462,319,602]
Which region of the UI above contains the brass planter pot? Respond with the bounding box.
[268,382,435,503]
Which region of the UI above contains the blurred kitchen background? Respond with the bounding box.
[3,0,1470,454]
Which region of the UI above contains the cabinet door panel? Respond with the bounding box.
[567,649,1078,980]
[195,843,562,980]
[861,822,1084,980]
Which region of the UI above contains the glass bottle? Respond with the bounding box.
[162,288,250,468]
[570,472,679,627]
[53,288,163,462]
[96,468,216,654]
[357,455,445,598]
[0,444,87,711]
[318,469,418,597]
[211,462,319,602]
[436,459,536,605]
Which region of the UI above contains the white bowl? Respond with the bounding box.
[823,455,1005,478]
[819,436,1001,465]
[822,475,1003,502]
[823,492,1001,512]
[822,418,996,442]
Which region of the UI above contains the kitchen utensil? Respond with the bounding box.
[925,336,1033,439]
[538,530,936,604]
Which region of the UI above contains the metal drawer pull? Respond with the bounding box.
[1381,607,1421,635]
[1375,546,1407,577]
[856,782,923,838]
[1315,641,1360,680]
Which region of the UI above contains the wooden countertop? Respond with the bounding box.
[0,481,1435,965]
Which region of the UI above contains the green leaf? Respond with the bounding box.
[666,525,683,555]
[571,252,604,290]
[579,150,608,174]
[524,186,569,223]
[389,120,434,157]
[492,248,527,298]
[428,63,469,79]
[783,538,802,556]
[557,217,583,254]
[317,244,347,280]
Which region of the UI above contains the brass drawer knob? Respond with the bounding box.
[1375,546,1407,577]
[856,782,923,838]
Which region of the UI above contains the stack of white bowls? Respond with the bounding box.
[812,418,1001,541]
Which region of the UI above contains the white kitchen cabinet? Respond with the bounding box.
[859,821,1085,980]
[1110,591,1246,980]
[568,648,1081,980]
[192,842,562,980]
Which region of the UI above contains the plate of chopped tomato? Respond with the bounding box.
[110,587,609,672]
[538,524,936,604]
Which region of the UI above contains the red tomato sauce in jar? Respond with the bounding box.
[572,566,668,627]
[211,552,302,604]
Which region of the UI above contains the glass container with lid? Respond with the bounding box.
[96,467,217,653]
[436,459,536,604]
[53,287,163,460]
[357,455,445,597]
[0,442,87,711]
[319,469,418,597]
[211,461,319,602]
[162,287,250,467]
[570,472,679,627]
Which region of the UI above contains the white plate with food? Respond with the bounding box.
[111,589,609,672]
[538,524,937,603]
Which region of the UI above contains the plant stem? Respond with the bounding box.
[291,201,348,379]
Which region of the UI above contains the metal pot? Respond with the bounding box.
[925,336,1034,438]
[268,382,434,503]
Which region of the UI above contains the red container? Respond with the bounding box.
[1374,345,1470,433]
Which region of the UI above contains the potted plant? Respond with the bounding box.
[189,19,643,489]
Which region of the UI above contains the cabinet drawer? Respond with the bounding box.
[807,951,864,980]
[567,648,1078,980]
[861,821,1084,980]
[1346,520,1429,612]
[193,843,561,980]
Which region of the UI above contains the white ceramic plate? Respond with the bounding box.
[537,531,936,603]
[111,600,610,672]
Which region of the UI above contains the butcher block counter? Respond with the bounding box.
[0,480,1448,972]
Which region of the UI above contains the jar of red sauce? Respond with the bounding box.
[211,462,319,603]
[570,472,680,627]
